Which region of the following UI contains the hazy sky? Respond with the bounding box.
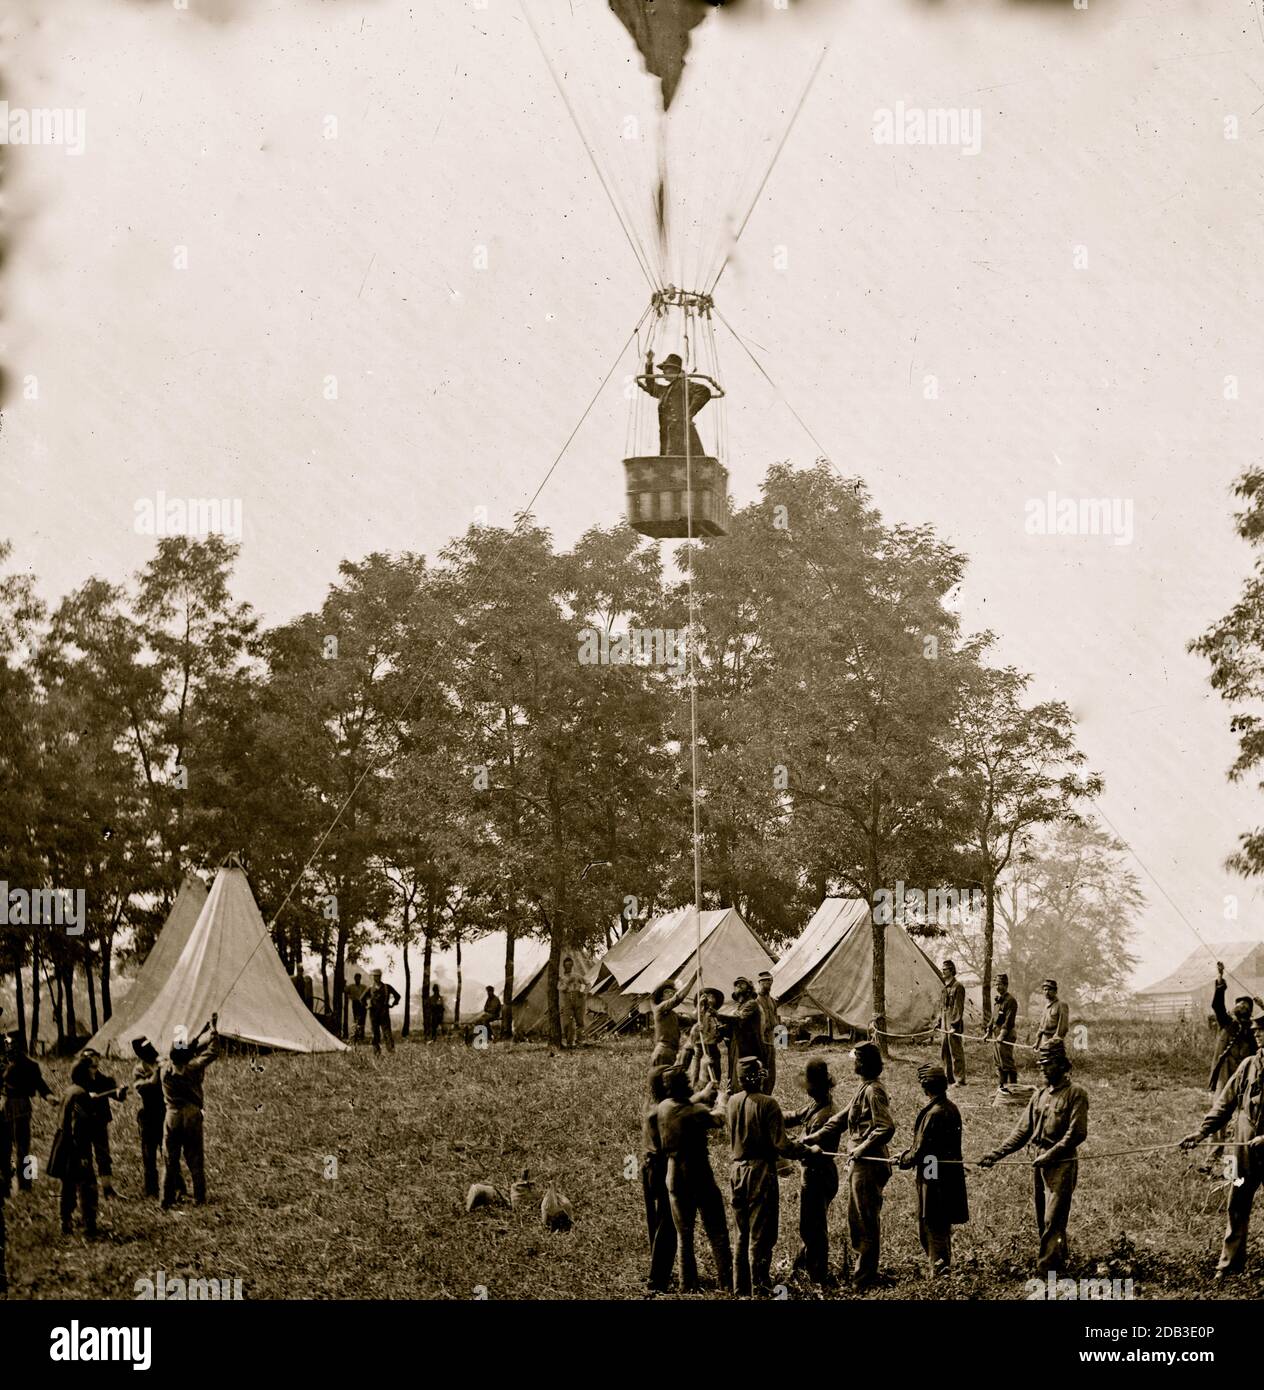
[4,0,1264,991]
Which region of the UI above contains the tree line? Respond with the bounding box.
[0,462,1140,1048]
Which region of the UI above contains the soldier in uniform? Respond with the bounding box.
[649,979,688,1068]
[727,977,767,1085]
[161,1015,219,1208]
[985,972,1019,1090]
[980,1038,1088,1272]
[755,971,780,1095]
[657,1066,732,1293]
[80,1049,124,1199]
[367,969,400,1054]
[1180,1010,1264,1279]
[803,1041,895,1291]
[2,1031,53,1191]
[726,1055,807,1295]
[51,1055,101,1238]
[898,1063,969,1276]
[939,959,967,1086]
[1035,979,1070,1049]
[783,1058,839,1285]
[131,1037,169,1200]
[558,955,588,1049]
[1205,962,1257,1161]
[346,972,369,1040]
[641,1066,679,1293]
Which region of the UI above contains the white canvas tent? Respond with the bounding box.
[607,906,774,1018]
[89,859,346,1056]
[771,897,943,1035]
[85,872,209,1056]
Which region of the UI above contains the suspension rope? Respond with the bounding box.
[716,307,835,466]
[707,45,829,296]
[685,310,705,1028]
[210,310,653,1019]
[519,0,662,295]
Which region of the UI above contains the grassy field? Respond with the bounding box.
[4,1020,1260,1301]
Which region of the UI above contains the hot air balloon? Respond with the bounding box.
[523,0,826,540]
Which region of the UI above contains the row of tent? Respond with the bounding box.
[512,897,945,1040]
[88,862,946,1055]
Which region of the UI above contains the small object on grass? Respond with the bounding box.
[466,1183,508,1212]
[541,1187,573,1232]
[509,1168,534,1209]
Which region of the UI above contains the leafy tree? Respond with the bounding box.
[946,661,1101,1017]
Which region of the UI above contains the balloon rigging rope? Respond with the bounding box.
[211,309,654,1019]
[708,45,829,296]
[520,0,663,295]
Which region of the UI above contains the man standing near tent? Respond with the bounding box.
[650,979,690,1068]
[803,1042,895,1292]
[755,971,780,1095]
[346,972,369,1041]
[161,1014,219,1208]
[727,1055,807,1296]
[938,959,966,1086]
[1180,1009,1264,1280]
[2,1032,53,1192]
[81,1049,124,1200]
[985,973,1019,1090]
[49,1055,102,1239]
[426,984,445,1042]
[897,1063,969,1277]
[657,1066,732,1294]
[728,978,766,1085]
[641,1065,678,1293]
[132,1037,169,1200]
[979,1039,1088,1273]
[1035,979,1070,1050]
[783,1059,839,1286]
[559,955,587,1049]
[367,969,400,1055]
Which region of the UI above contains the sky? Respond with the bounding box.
[3,0,1264,996]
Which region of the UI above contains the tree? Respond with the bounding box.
[946,662,1101,1019]
[690,463,971,1046]
[1190,466,1264,877]
[995,819,1143,1007]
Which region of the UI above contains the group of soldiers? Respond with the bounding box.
[635,960,1264,1295]
[0,1015,220,1293]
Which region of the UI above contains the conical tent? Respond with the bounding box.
[93,861,346,1056]
[771,897,943,1035]
[85,872,209,1056]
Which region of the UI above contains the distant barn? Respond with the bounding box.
[1134,941,1264,1020]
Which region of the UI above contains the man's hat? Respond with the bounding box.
[804,1058,834,1089]
[732,976,753,992]
[738,1055,765,1078]
[996,973,1009,985]
[852,1041,883,1071]
[131,1036,159,1063]
[701,987,725,1006]
[942,959,956,974]
[757,970,773,983]
[1041,978,1058,991]
[1252,1013,1264,1030]
[917,1063,948,1086]
[660,353,683,370]
[1234,995,1254,1007]
[1036,1038,1069,1066]
[81,1047,101,1059]
[372,968,382,978]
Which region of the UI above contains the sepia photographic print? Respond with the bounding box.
[0,0,1262,1368]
